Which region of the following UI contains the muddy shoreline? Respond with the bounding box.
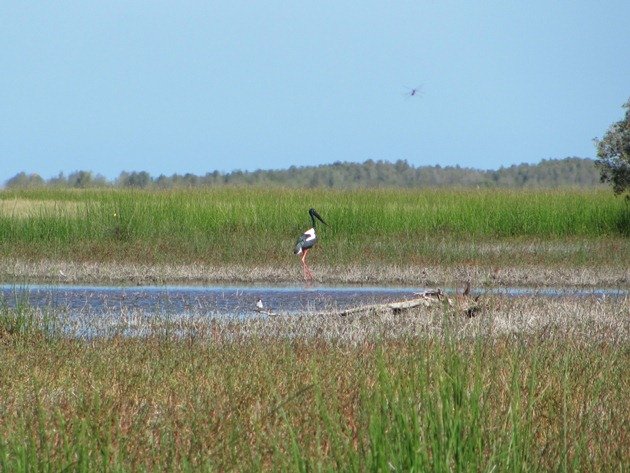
[1,258,628,289]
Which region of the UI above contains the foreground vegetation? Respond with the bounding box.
[0,295,628,471]
[1,188,628,271]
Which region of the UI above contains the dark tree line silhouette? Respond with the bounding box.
[4,157,604,190]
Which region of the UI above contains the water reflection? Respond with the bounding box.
[0,285,630,338]
[1,284,412,317]
[1,283,627,318]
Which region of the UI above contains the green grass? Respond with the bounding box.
[1,187,628,267]
[0,290,60,340]
[1,188,627,471]
[0,304,627,472]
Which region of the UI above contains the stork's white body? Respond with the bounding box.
[294,228,316,255]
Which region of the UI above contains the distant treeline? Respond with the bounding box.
[4,157,603,189]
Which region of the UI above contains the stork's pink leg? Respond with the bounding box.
[303,264,313,281]
[301,249,313,281]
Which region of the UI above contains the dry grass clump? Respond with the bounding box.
[169,294,628,346]
[0,295,628,471]
[1,258,629,287]
[0,198,83,219]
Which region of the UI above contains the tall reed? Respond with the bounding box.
[1,188,628,266]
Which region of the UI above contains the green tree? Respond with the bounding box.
[118,171,152,188]
[5,172,44,188]
[68,170,93,188]
[595,98,630,197]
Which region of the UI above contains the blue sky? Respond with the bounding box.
[1,1,628,183]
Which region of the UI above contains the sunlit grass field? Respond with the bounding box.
[1,187,628,268]
[1,188,628,471]
[0,296,628,472]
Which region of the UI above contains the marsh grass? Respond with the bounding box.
[0,290,61,340]
[1,188,628,268]
[0,295,628,471]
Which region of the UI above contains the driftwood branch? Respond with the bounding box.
[335,285,483,318]
[254,283,483,318]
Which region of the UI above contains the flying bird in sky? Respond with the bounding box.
[404,85,423,98]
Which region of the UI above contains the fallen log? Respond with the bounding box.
[336,289,445,317]
[335,286,483,318]
[252,284,483,318]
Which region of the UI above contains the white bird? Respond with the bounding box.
[293,208,328,281]
[255,297,277,316]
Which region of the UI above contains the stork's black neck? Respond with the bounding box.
[308,208,326,228]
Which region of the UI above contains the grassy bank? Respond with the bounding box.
[1,296,628,471]
[1,188,628,269]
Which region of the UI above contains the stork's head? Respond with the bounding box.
[308,208,327,226]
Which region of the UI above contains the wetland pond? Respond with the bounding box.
[2,283,627,318]
[2,283,627,339]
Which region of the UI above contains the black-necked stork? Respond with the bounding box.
[294,208,328,281]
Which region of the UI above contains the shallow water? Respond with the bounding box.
[1,283,627,318]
